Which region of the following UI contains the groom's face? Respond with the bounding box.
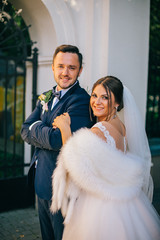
[52,52,83,91]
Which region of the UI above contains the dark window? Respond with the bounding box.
[146,0,160,140]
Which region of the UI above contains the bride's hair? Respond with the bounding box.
[92,76,124,112]
[90,76,124,121]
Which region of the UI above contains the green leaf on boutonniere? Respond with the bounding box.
[44,90,53,103]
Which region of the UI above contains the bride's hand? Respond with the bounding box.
[52,112,71,130]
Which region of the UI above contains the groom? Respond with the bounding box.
[21,44,94,240]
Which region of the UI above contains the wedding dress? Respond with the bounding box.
[51,87,160,240]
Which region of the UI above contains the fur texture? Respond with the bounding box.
[50,128,147,223]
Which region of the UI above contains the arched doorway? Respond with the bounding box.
[0,0,38,212]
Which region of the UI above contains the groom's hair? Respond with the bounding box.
[53,44,83,69]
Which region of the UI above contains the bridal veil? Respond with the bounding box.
[120,86,153,201]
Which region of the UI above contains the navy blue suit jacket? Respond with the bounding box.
[21,82,94,200]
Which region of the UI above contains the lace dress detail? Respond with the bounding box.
[93,122,127,153]
[93,122,116,149]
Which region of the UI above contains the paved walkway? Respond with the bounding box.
[0,207,41,240]
[0,197,159,240]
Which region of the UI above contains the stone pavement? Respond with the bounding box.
[0,207,42,240]
[0,198,159,240]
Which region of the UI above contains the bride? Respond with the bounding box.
[50,76,160,240]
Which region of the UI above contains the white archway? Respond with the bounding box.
[41,0,76,45]
[10,0,76,93]
[11,0,76,55]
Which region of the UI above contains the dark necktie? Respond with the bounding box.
[52,88,61,100]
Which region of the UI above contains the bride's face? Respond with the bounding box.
[90,84,116,121]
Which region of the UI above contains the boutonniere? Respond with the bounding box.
[38,90,53,114]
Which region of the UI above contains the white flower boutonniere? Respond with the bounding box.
[38,90,53,114]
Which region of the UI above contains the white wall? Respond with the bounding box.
[11,0,150,117]
[40,0,150,120]
[60,0,110,93]
[107,0,150,119]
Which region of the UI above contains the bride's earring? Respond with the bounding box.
[111,106,118,120]
[115,106,118,114]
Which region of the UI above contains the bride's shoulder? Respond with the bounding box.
[91,122,108,140]
[93,121,112,131]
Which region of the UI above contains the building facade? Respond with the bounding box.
[11,0,150,119]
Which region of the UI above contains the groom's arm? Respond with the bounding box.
[21,94,92,151]
[21,98,63,150]
[27,121,62,151]
[20,100,55,149]
[21,100,42,146]
[65,94,93,132]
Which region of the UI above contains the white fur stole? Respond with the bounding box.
[50,128,146,223]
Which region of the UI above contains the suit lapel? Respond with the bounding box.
[47,81,80,123]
